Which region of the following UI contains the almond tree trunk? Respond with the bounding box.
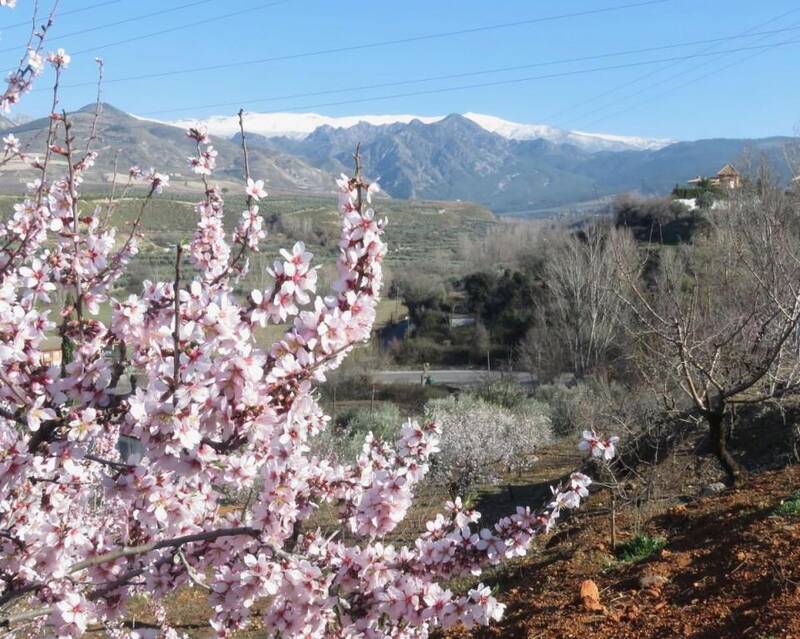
[707,410,744,483]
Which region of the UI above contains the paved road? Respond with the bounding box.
[372,369,534,386]
[111,369,534,394]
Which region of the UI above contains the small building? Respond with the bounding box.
[716,164,741,190]
[687,164,741,190]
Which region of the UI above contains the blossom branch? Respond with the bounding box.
[68,526,264,574]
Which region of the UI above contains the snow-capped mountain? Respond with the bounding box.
[462,113,674,151]
[127,107,793,214]
[4,103,790,215]
[154,111,674,152]
[162,113,441,141]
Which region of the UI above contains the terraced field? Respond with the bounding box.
[1,191,481,352]
[0,192,496,295]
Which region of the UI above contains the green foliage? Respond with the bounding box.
[462,272,496,313]
[671,185,702,199]
[460,269,543,346]
[774,491,800,516]
[613,194,698,244]
[316,404,403,462]
[61,335,75,368]
[335,404,402,441]
[484,270,541,343]
[671,181,722,201]
[615,534,667,563]
[695,190,716,209]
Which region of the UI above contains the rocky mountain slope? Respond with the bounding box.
[243,114,796,213]
[0,104,332,195]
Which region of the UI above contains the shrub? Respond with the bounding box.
[613,194,685,228]
[472,376,529,409]
[774,491,800,516]
[613,193,698,244]
[374,383,450,411]
[315,404,403,462]
[536,377,658,441]
[535,383,592,438]
[615,534,667,563]
[425,394,551,495]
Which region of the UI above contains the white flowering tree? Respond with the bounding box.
[425,395,552,496]
[0,7,614,638]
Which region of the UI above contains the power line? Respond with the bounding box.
[568,12,800,130]
[134,25,800,117]
[49,0,673,91]
[547,6,800,127]
[68,0,292,56]
[568,23,800,130]
[0,0,123,31]
[1,1,214,53]
[578,32,799,130]
[136,38,800,118]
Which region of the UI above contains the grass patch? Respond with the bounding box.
[615,534,667,563]
[774,491,800,516]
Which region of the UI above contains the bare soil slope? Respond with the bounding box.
[457,466,800,639]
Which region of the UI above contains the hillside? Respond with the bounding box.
[453,464,800,639]
[0,103,332,195]
[580,136,798,195]
[0,191,495,295]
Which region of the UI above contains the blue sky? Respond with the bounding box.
[2,0,800,140]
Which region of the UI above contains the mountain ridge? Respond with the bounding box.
[237,113,797,213]
[155,110,674,153]
[1,105,796,215]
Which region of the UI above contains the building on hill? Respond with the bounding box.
[687,163,741,190]
[716,164,741,189]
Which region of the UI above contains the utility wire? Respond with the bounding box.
[48,0,674,91]
[566,15,800,130]
[68,0,292,55]
[578,29,800,130]
[547,6,800,127]
[0,0,216,53]
[136,38,800,118]
[135,25,800,117]
[0,0,123,31]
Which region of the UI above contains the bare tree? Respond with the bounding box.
[619,172,800,481]
[457,218,549,272]
[786,136,800,196]
[522,224,636,380]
